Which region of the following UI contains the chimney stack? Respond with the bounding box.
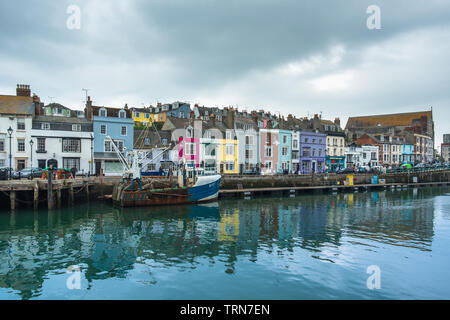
[85,96,93,120]
[16,84,31,97]
[334,117,341,127]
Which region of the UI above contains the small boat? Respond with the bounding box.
[112,174,221,207]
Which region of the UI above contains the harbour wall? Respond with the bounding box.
[0,170,449,210]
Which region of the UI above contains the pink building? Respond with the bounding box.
[259,129,279,174]
[178,136,200,168]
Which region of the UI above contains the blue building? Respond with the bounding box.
[278,129,292,173]
[165,102,191,119]
[298,131,326,174]
[85,97,134,175]
[401,144,415,163]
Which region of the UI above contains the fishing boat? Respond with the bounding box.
[112,174,221,207]
[106,134,221,207]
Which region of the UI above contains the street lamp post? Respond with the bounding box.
[7,127,13,180]
[29,139,34,167]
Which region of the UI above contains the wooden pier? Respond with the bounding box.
[0,176,120,210]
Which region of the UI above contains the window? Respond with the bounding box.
[63,158,80,170]
[72,124,81,132]
[305,137,309,143]
[145,113,150,119]
[17,139,25,152]
[105,140,123,152]
[265,146,272,157]
[185,143,195,155]
[17,119,25,130]
[37,138,46,152]
[282,147,288,156]
[283,135,287,144]
[226,145,234,155]
[163,151,169,160]
[180,111,185,118]
[134,112,140,118]
[293,140,298,148]
[62,139,81,153]
[319,149,322,156]
[245,149,253,159]
[161,138,168,145]
[121,126,127,136]
[144,137,151,145]
[0,160,5,166]
[226,162,234,171]
[0,139,4,151]
[41,123,50,130]
[100,125,106,134]
[226,131,233,140]
[100,109,107,117]
[119,110,126,118]
[312,149,316,156]
[186,127,193,138]
[264,161,272,169]
[302,147,311,157]
[245,135,254,145]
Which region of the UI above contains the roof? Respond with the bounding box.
[161,117,192,130]
[134,128,172,149]
[92,105,132,118]
[33,115,92,124]
[345,111,432,129]
[0,95,34,116]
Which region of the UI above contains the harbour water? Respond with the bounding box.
[1,186,450,300]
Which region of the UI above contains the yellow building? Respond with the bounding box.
[219,137,239,174]
[132,108,153,126]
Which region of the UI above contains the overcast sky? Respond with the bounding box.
[1,0,449,148]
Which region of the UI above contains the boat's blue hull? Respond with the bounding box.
[188,177,221,202]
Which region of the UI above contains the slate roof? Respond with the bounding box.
[33,115,92,124]
[92,105,132,118]
[345,111,432,129]
[0,95,34,116]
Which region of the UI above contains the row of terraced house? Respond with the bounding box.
[0,84,437,176]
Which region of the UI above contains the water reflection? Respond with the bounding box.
[0,186,446,299]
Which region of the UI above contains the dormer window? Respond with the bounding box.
[119,110,126,118]
[99,108,107,117]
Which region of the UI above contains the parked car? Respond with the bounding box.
[13,167,43,179]
[337,167,355,174]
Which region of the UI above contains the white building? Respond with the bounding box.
[31,115,94,174]
[292,131,300,173]
[0,85,35,170]
[345,144,379,168]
